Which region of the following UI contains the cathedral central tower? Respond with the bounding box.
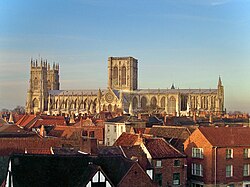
[108,57,138,91]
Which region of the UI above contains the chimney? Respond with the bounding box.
[193,112,197,123]
[209,113,213,124]
[164,115,167,125]
[138,113,142,120]
[137,131,143,144]
[40,125,46,137]
[69,113,76,124]
[8,113,14,124]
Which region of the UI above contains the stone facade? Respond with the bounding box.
[25,56,224,116]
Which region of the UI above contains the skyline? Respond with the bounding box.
[0,0,250,113]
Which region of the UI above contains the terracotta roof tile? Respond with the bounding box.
[0,125,37,137]
[25,148,53,155]
[113,132,139,146]
[199,126,250,147]
[150,126,194,140]
[145,138,186,159]
[16,115,37,127]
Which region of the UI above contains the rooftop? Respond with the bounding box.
[198,126,250,147]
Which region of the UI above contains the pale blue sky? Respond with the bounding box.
[0,0,250,112]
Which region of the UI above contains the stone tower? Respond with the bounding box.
[217,76,224,113]
[25,58,59,114]
[108,57,138,91]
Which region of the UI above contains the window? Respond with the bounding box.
[174,160,181,167]
[244,164,250,176]
[156,160,162,168]
[34,77,39,90]
[82,130,88,137]
[107,138,110,146]
[227,184,234,187]
[191,184,204,187]
[226,149,233,159]
[121,66,126,85]
[192,148,204,158]
[192,163,203,176]
[114,126,116,133]
[155,173,162,187]
[173,173,180,185]
[226,165,233,177]
[244,149,250,158]
[89,131,95,138]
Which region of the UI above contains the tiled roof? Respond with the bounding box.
[25,148,53,155]
[146,116,164,127]
[31,119,66,128]
[199,126,250,147]
[0,125,37,137]
[173,117,196,126]
[13,114,24,123]
[145,138,186,159]
[150,126,194,140]
[121,145,152,170]
[107,115,129,123]
[98,145,152,170]
[107,115,143,123]
[113,132,139,146]
[125,88,218,94]
[47,129,64,137]
[16,115,37,127]
[0,118,8,126]
[98,146,123,156]
[16,115,66,129]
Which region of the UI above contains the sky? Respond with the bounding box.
[0,0,250,113]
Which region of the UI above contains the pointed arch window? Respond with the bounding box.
[169,96,176,114]
[150,97,157,109]
[132,97,138,109]
[160,97,166,108]
[34,77,39,90]
[113,66,118,85]
[141,96,147,109]
[32,98,39,108]
[121,66,126,85]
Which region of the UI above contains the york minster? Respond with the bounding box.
[25,56,224,116]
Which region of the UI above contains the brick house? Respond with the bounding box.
[74,118,105,144]
[149,125,196,152]
[104,115,145,146]
[184,126,250,187]
[114,132,187,186]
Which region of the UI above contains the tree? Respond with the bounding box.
[12,106,25,114]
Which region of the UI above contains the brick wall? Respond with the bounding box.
[119,163,156,187]
[184,129,250,186]
[153,158,187,187]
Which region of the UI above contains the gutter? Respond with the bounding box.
[214,146,217,186]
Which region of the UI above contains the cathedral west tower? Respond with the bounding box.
[25,59,59,114]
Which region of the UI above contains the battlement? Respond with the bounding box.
[30,58,59,71]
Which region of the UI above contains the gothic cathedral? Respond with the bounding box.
[25,57,224,116]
